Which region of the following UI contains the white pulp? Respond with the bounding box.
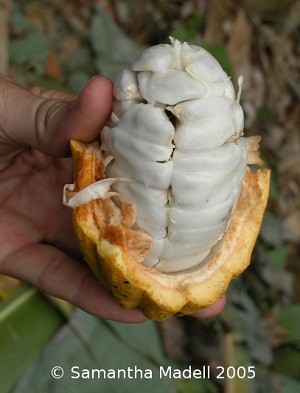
[73,38,248,273]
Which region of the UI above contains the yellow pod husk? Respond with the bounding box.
[70,140,270,321]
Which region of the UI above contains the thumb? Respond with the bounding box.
[0,75,113,157]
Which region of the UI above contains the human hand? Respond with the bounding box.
[0,75,225,322]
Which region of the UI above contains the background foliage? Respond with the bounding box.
[0,1,299,392]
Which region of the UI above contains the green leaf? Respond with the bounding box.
[0,275,21,300]
[0,285,65,393]
[231,344,255,393]
[267,245,288,270]
[170,11,203,44]
[260,211,285,247]
[170,25,192,43]
[276,305,300,344]
[9,4,37,34]
[273,346,300,379]
[223,283,273,365]
[271,373,300,393]
[88,5,145,81]
[12,309,175,393]
[178,378,218,393]
[67,72,91,94]
[9,30,50,74]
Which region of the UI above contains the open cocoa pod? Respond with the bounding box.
[64,39,270,321]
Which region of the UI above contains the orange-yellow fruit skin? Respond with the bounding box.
[70,140,270,321]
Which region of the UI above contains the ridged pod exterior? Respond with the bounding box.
[68,140,269,321]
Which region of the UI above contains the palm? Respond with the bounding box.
[0,148,77,261]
